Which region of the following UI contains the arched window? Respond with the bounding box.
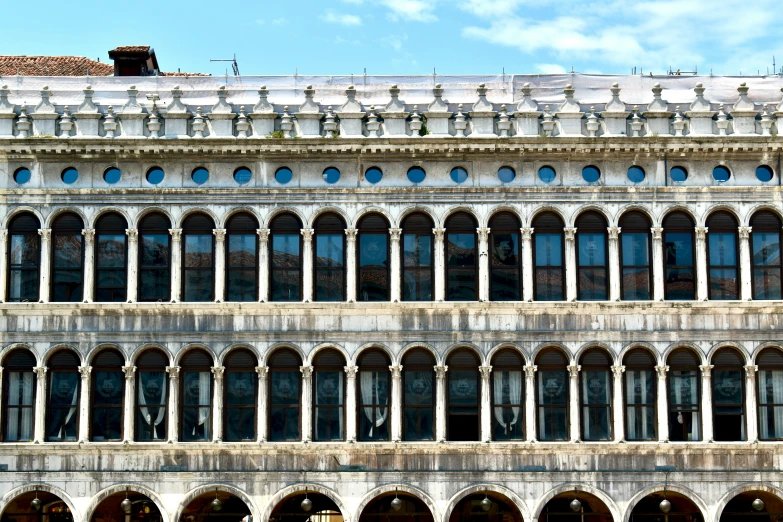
[579,349,612,441]
[94,213,128,302]
[268,348,302,441]
[314,213,346,302]
[138,212,172,302]
[623,348,656,441]
[711,348,745,441]
[535,348,568,441]
[402,349,435,441]
[135,349,168,441]
[313,349,346,441]
[663,211,696,300]
[357,214,390,301]
[667,349,701,441]
[90,348,124,441]
[46,350,81,441]
[445,212,478,301]
[490,349,524,441]
[1,349,36,442]
[707,211,739,300]
[619,211,652,300]
[576,211,608,300]
[446,349,479,441]
[757,348,783,440]
[225,212,259,302]
[223,349,258,441]
[51,213,84,302]
[269,213,302,301]
[489,212,521,301]
[401,213,434,301]
[7,213,40,302]
[357,349,390,441]
[750,211,783,300]
[532,212,565,301]
[181,214,215,302]
[180,349,213,442]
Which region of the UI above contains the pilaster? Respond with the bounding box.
[479,365,492,441]
[169,229,183,302]
[33,366,47,443]
[568,364,581,441]
[524,365,537,441]
[389,228,402,302]
[256,366,269,442]
[564,228,577,302]
[81,229,95,303]
[257,229,270,302]
[125,229,138,303]
[745,365,759,442]
[521,228,534,302]
[700,365,714,442]
[477,228,490,302]
[300,365,313,441]
[166,366,181,442]
[345,229,357,302]
[301,229,314,302]
[433,228,446,301]
[77,365,92,443]
[611,365,626,441]
[608,227,621,301]
[211,366,225,441]
[390,365,403,441]
[656,365,670,442]
[739,226,752,300]
[695,227,709,301]
[38,229,51,303]
[122,365,136,442]
[344,366,359,441]
[651,227,664,301]
[434,365,448,441]
[213,229,226,302]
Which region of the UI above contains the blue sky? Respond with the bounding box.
[3,0,782,77]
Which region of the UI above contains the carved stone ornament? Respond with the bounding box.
[454,104,468,137]
[300,228,314,241]
[235,106,250,138]
[103,106,118,138]
[389,228,402,241]
[16,105,31,138]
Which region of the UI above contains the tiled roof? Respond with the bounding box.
[109,45,151,53]
[0,56,114,76]
[160,71,212,77]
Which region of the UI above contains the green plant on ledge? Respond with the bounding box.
[418,123,429,136]
[266,130,286,139]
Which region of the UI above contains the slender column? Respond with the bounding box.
[564,227,577,301]
[389,228,402,302]
[524,365,537,441]
[77,365,92,442]
[521,228,534,302]
[33,366,48,442]
[213,229,226,303]
[122,365,136,442]
[345,229,357,302]
[0,230,8,302]
[479,365,492,441]
[301,229,314,302]
[168,229,182,302]
[81,229,95,303]
[608,226,621,301]
[651,227,664,301]
[300,365,313,441]
[434,365,448,441]
[125,229,139,303]
[257,229,270,302]
[745,365,759,442]
[38,229,51,303]
[433,228,446,301]
[0,368,3,434]
[700,365,714,441]
[165,366,181,442]
[256,366,268,441]
[211,366,225,441]
[695,227,709,301]
[611,365,626,441]
[390,365,402,441]
[344,365,358,441]
[739,226,752,301]
[568,364,581,441]
[655,365,670,442]
[477,228,490,302]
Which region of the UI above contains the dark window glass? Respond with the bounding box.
[491,350,524,441]
[663,212,695,300]
[146,167,164,185]
[191,167,209,185]
[275,167,293,184]
[13,167,31,185]
[623,349,656,441]
[233,167,252,184]
[364,167,383,184]
[580,350,612,441]
[757,348,783,440]
[489,212,521,301]
[756,165,774,182]
[620,212,652,300]
[450,167,468,184]
[751,211,782,300]
[536,350,568,441]
[403,350,435,441]
[223,349,257,442]
[225,213,259,302]
[268,349,301,442]
[314,214,345,302]
[712,349,745,441]
[538,165,556,183]
[497,166,515,183]
[357,350,390,441]
[61,167,78,184]
[668,350,701,441]
[322,167,340,184]
[445,213,477,301]
[46,351,80,442]
[270,214,302,302]
[135,349,168,441]
[7,213,40,302]
[401,213,433,301]
[313,350,345,441]
[407,166,426,184]
[90,350,124,441]
[95,213,128,302]
[138,213,171,302]
[357,214,390,302]
[576,212,608,301]
[103,167,121,184]
[627,165,645,183]
[712,165,731,182]
[51,213,84,302]
[180,350,212,442]
[2,350,36,442]
[182,214,215,302]
[670,166,688,182]
[582,165,600,183]
[533,212,564,301]
[447,350,479,441]
[707,212,739,300]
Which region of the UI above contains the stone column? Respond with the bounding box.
[257,229,270,302]
[168,229,182,302]
[564,228,577,301]
[477,228,490,302]
[125,229,139,303]
[433,228,446,301]
[211,366,225,441]
[0,367,3,432]
[213,229,226,303]
[256,366,268,441]
[77,365,92,442]
[389,228,402,302]
[521,228,534,302]
[745,365,759,442]
[568,364,581,441]
[524,365,537,441]
[301,229,314,302]
[434,365,448,441]
[122,365,136,442]
[700,365,714,441]
[300,366,314,441]
[651,227,664,301]
[739,226,752,301]
[81,229,95,303]
[0,230,8,302]
[655,365,670,442]
[479,365,492,441]
[165,366,180,442]
[608,227,621,301]
[390,365,402,441]
[611,365,626,441]
[38,229,51,303]
[345,229,357,302]
[344,365,358,441]
[695,227,709,301]
[33,366,47,442]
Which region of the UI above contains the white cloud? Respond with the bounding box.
[380,0,438,22]
[334,35,362,46]
[271,18,287,25]
[535,63,567,74]
[321,12,363,26]
[381,33,408,52]
[458,0,528,17]
[255,19,265,25]
[342,0,364,3]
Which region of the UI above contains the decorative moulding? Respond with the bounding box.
[601,83,627,136]
[31,86,58,136]
[514,82,541,136]
[685,83,716,136]
[119,85,146,137]
[642,83,672,136]
[59,106,74,137]
[423,84,452,137]
[295,85,322,137]
[336,85,364,138]
[468,83,497,137]
[75,85,101,137]
[730,83,758,135]
[556,84,583,136]
[379,85,409,137]
[208,86,236,138]
[774,88,783,135]
[250,86,277,138]
[16,105,31,138]
[164,86,190,139]
[0,85,16,137]
[365,105,381,138]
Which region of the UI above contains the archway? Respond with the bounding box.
[90,491,162,522]
[720,491,783,521]
[449,491,523,522]
[269,491,343,522]
[629,491,701,521]
[539,491,612,521]
[180,490,250,522]
[358,490,433,522]
[1,491,73,522]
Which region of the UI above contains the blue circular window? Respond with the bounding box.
[497,166,515,183]
[407,166,426,184]
[627,166,645,183]
[275,167,293,184]
[13,168,31,185]
[191,167,209,185]
[450,167,468,184]
[103,167,121,184]
[670,166,688,182]
[234,167,252,184]
[61,167,78,184]
[712,165,730,182]
[323,167,341,184]
[582,165,601,183]
[538,166,556,183]
[757,165,774,182]
[364,167,383,184]
[146,167,165,185]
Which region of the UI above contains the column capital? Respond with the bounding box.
[169,228,183,241]
[567,364,581,377]
[433,227,445,240]
[255,365,269,377]
[301,228,314,241]
[257,228,270,242]
[125,228,138,242]
[699,364,714,377]
[611,365,626,376]
[212,229,226,242]
[389,365,402,378]
[344,365,359,378]
[479,365,492,377]
[38,228,51,241]
[651,227,663,240]
[78,365,92,379]
[695,227,708,240]
[607,226,621,240]
[655,365,669,378]
[564,227,576,241]
[211,366,225,378]
[744,364,759,377]
[523,365,537,378]
[33,366,47,378]
[81,228,95,243]
[344,228,357,242]
[434,365,448,379]
[739,226,752,239]
[122,365,137,380]
[389,228,402,241]
[300,365,314,378]
[521,227,534,240]
[477,227,490,242]
[166,365,181,379]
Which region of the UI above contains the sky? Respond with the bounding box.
[2,0,782,77]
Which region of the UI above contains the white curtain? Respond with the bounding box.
[760,370,783,439]
[7,372,34,441]
[493,371,521,431]
[196,372,211,437]
[138,372,167,439]
[673,372,700,440]
[626,370,653,440]
[360,371,388,437]
[54,376,79,440]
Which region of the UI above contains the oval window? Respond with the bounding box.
[103,167,121,184]
[757,165,774,182]
[364,167,383,184]
[233,167,252,184]
[582,165,600,183]
[450,167,468,184]
[323,167,341,184]
[670,166,688,182]
[275,167,293,184]
[407,166,426,184]
[497,166,515,183]
[13,167,31,185]
[538,165,556,183]
[712,165,730,182]
[61,167,78,184]
[146,167,165,185]
[191,167,209,185]
[627,166,645,183]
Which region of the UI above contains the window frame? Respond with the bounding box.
[312,351,347,442]
[50,214,85,303]
[756,348,783,441]
[618,212,652,301]
[222,349,258,442]
[88,349,125,442]
[662,212,697,301]
[532,213,566,301]
[178,350,214,442]
[267,349,302,442]
[444,213,479,302]
[750,212,783,300]
[0,349,37,442]
[666,349,702,442]
[313,215,347,302]
[356,215,391,302]
[445,349,480,441]
[6,213,41,302]
[181,215,216,302]
[488,213,522,301]
[401,214,435,302]
[94,213,129,303]
[535,349,569,442]
[706,212,740,300]
[622,349,657,442]
[44,350,81,442]
[489,350,524,441]
[134,349,169,442]
[225,213,260,302]
[575,212,609,301]
[138,213,172,302]
[269,214,303,302]
[402,350,436,441]
[356,349,391,442]
[578,350,613,441]
[711,349,746,442]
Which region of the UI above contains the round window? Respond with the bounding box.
[450,167,468,184]
[61,167,78,184]
[146,167,165,185]
[670,166,688,182]
[582,165,601,183]
[538,166,556,183]
[323,167,341,184]
[712,165,730,182]
[191,167,209,185]
[364,167,383,184]
[627,166,645,183]
[234,167,252,184]
[103,167,121,184]
[407,166,426,183]
[275,167,293,184]
[497,166,515,183]
[756,165,774,182]
[13,167,31,185]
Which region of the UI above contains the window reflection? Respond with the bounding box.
[51,213,84,302]
[576,212,608,301]
[533,213,564,301]
[489,212,521,301]
[667,350,701,441]
[711,349,745,441]
[757,348,783,440]
[180,350,212,442]
[536,349,568,441]
[447,350,479,441]
[138,213,171,302]
[313,349,345,441]
[357,350,390,441]
[2,349,36,442]
[623,349,656,441]
[446,213,477,301]
[619,212,652,300]
[357,214,390,301]
[223,349,257,441]
[403,349,435,441]
[7,213,40,302]
[663,212,695,300]
[46,351,81,442]
[90,349,124,441]
[135,349,167,441]
[580,350,612,441]
[270,213,302,301]
[95,213,128,302]
[314,214,345,302]
[226,213,259,302]
[751,211,782,300]
[182,214,214,302]
[268,349,301,441]
[402,213,434,301]
[707,212,739,300]
[491,350,523,441]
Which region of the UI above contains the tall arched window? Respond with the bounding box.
[711,348,745,441]
[7,213,40,302]
[579,349,612,441]
[180,349,213,442]
[90,349,124,441]
[532,212,565,301]
[357,214,390,301]
[619,211,652,300]
[445,212,478,301]
[314,213,346,302]
[135,349,168,441]
[401,213,434,301]
[623,348,656,441]
[357,349,390,441]
[313,349,346,441]
[576,211,608,301]
[446,349,479,441]
[490,349,523,441]
[225,213,259,302]
[46,350,81,442]
[667,349,701,441]
[1,349,36,442]
[269,213,302,302]
[51,213,84,302]
[402,349,435,441]
[268,348,302,441]
[663,211,696,300]
[181,214,215,302]
[707,211,739,300]
[536,348,568,441]
[138,212,172,302]
[757,348,783,440]
[489,212,521,301]
[94,213,128,302]
[750,211,783,300]
[223,349,258,441]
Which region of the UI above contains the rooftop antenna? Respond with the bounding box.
[210,53,240,76]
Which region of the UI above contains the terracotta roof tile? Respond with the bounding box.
[0,56,113,76]
[160,71,211,77]
[110,45,151,53]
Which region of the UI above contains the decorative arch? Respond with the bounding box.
[568,205,612,228]
[532,342,574,365]
[443,484,529,522]
[527,205,567,228]
[487,343,529,366]
[663,342,707,365]
[707,341,750,365]
[84,484,169,522]
[440,205,481,228]
[713,483,783,522]
[623,483,709,522]
[43,206,88,228]
[87,343,129,365]
[133,206,175,228]
[306,342,350,366]
[752,342,783,365]
[264,206,307,229]
[0,343,41,366]
[700,203,742,228]
[744,203,783,227]
[174,484,258,522]
[221,207,262,230]
[41,344,84,366]
[351,206,394,229]
[217,343,262,366]
[2,206,45,229]
[618,342,662,366]
[261,483,349,522]
[442,343,485,366]
[355,484,439,522]
[262,342,307,367]
[575,342,619,366]
[534,483,621,522]
[397,342,439,366]
[486,205,524,229]
[659,205,698,227]
[397,205,440,228]
[307,206,350,229]
[88,206,133,229]
[0,484,79,522]
[351,342,394,366]
[614,205,655,228]
[130,343,175,366]
[175,207,220,228]
[174,344,218,366]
